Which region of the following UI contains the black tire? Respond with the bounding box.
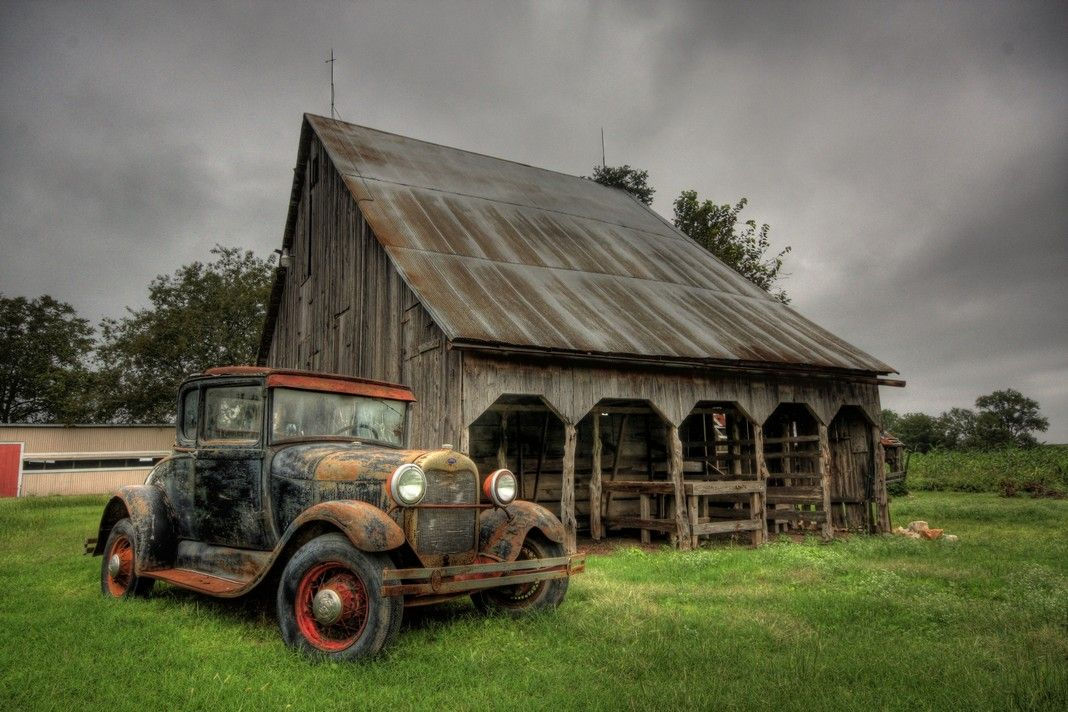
[276,533,402,661]
[471,534,569,616]
[99,518,155,598]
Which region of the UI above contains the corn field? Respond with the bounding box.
[907,445,1068,495]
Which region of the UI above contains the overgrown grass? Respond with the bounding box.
[0,493,1065,711]
[908,445,1068,495]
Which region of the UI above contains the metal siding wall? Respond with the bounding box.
[0,426,174,454]
[20,469,152,496]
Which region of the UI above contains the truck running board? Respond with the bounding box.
[146,568,251,596]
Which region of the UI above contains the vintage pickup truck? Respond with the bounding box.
[88,366,584,660]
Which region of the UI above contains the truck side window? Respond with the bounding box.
[202,386,263,444]
[180,389,199,443]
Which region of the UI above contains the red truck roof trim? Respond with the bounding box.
[203,366,416,402]
[267,374,415,401]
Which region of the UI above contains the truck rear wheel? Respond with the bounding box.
[99,518,155,598]
[276,533,402,661]
[471,533,568,616]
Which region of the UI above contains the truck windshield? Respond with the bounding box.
[270,388,406,446]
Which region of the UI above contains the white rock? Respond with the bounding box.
[907,520,930,533]
[944,534,959,543]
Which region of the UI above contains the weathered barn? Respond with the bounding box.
[258,114,900,551]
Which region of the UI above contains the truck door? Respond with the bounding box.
[193,384,272,549]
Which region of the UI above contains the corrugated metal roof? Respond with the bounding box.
[303,114,894,375]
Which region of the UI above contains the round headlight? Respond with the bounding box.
[390,464,426,506]
[483,469,518,507]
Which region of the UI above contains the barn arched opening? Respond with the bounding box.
[761,402,831,539]
[674,402,766,546]
[828,405,880,532]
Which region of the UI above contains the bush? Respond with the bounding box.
[907,446,1068,496]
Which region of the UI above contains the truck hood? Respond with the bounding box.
[270,442,430,483]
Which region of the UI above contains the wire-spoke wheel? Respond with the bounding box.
[294,562,370,652]
[277,534,401,661]
[471,534,568,616]
[99,518,154,598]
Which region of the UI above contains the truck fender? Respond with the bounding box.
[281,500,405,552]
[478,501,566,562]
[94,485,178,572]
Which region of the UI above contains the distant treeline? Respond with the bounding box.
[1,246,274,425]
[883,388,1050,453]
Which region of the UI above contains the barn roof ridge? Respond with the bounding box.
[305,113,618,193]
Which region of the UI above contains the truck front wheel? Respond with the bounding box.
[276,533,401,661]
[471,533,569,616]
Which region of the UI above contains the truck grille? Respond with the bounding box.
[413,470,477,555]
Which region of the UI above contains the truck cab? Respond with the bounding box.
[89,367,584,660]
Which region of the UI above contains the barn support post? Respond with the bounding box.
[872,424,890,533]
[603,414,628,523]
[666,424,692,551]
[752,425,770,545]
[561,422,578,554]
[497,412,509,470]
[590,414,603,540]
[818,422,834,541]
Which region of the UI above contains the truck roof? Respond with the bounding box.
[200,366,416,402]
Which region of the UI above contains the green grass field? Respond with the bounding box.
[1,493,1065,712]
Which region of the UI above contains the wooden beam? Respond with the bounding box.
[608,515,676,534]
[818,423,834,541]
[604,413,628,522]
[693,519,762,536]
[561,422,578,554]
[638,495,651,543]
[872,423,891,533]
[532,413,549,502]
[497,411,509,471]
[752,426,770,545]
[766,509,827,523]
[515,412,524,501]
[590,414,603,540]
[667,423,692,551]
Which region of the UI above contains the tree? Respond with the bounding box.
[936,407,978,450]
[972,389,1048,448]
[881,409,901,434]
[95,246,275,423]
[672,192,792,303]
[588,164,655,206]
[0,294,95,423]
[892,412,941,453]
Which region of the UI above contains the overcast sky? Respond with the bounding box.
[1,0,1065,439]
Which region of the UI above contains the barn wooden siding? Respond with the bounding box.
[265,135,463,449]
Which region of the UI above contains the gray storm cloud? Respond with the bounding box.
[1,0,1065,438]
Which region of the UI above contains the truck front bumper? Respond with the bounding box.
[381,554,586,597]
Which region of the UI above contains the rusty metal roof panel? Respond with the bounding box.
[307,115,894,374]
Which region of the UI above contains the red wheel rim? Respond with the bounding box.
[294,561,369,652]
[105,535,135,597]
